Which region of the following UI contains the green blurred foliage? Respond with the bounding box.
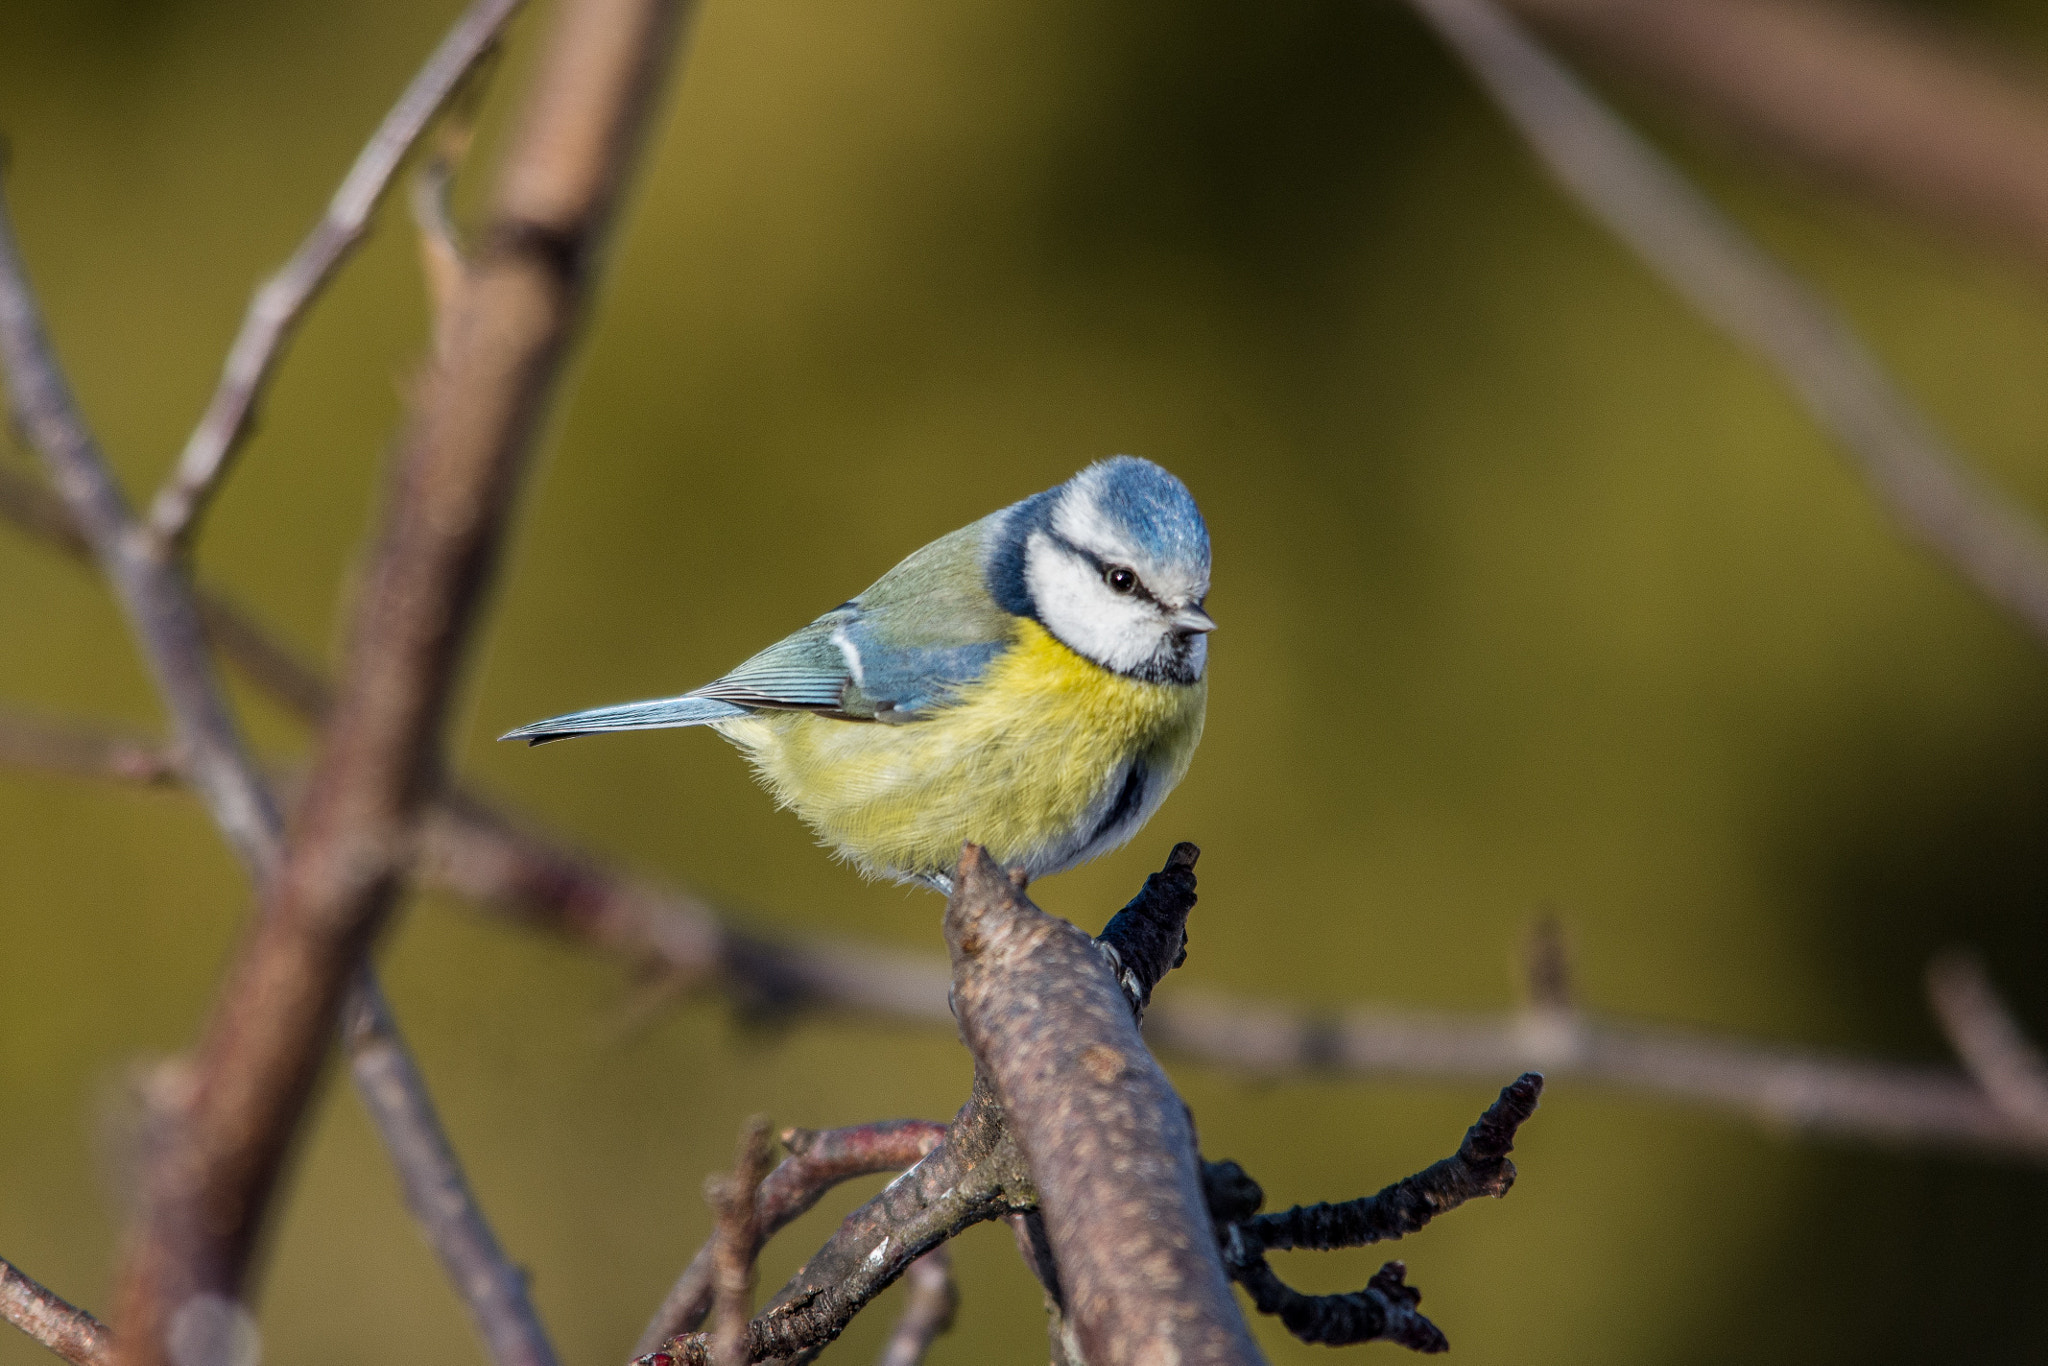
[4,0,2048,1361]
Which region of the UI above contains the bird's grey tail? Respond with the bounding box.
[499,695,748,745]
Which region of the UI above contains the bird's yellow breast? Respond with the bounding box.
[714,619,1206,880]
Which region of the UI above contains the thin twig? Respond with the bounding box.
[344,974,561,1366]
[873,1248,955,1366]
[0,1258,111,1366]
[144,0,528,552]
[1504,0,2048,275]
[0,710,178,785]
[1927,952,2048,1135]
[707,1118,774,1366]
[1406,0,2048,651]
[0,184,282,875]
[1206,1076,1542,1353]
[634,1120,948,1355]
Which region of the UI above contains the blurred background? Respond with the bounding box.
[5,0,2048,1361]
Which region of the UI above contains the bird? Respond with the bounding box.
[502,456,1214,891]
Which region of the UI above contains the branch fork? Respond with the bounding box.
[639,846,1542,1366]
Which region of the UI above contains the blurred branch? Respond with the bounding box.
[0,185,283,876]
[873,1249,955,1366]
[1503,0,2048,274]
[0,710,178,786]
[1926,952,2048,1135]
[0,226,552,1366]
[0,461,87,556]
[8,685,2048,1162]
[706,1118,774,1366]
[1406,0,2048,651]
[0,1258,110,1366]
[145,0,528,552]
[635,1120,949,1356]
[111,0,692,1358]
[1,136,567,1366]
[344,975,561,1366]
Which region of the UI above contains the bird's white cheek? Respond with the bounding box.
[1024,533,1158,673]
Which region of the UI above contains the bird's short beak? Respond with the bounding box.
[1170,606,1217,635]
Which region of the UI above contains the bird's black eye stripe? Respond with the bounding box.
[1052,533,1157,603]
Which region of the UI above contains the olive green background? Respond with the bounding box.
[6,0,2048,1361]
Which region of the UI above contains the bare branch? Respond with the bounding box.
[1927,952,2048,1135]
[0,710,178,786]
[0,186,282,875]
[1232,1073,1541,1255]
[344,975,561,1366]
[1207,1076,1542,1353]
[0,462,87,557]
[1093,840,1198,1016]
[645,1078,1029,1366]
[706,1118,774,1366]
[1405,0,2048,651]
[1503,0,2048,275]
[634,1120,947,1356]
[944,847,1260,1366]
[0,466,336,722]
[1148,991,2044,1154]
[1,129,560,1366]
[873,1248,955,1366]
[107,0,692,1357]
[1,674,2036,1164]
[0,1258,111,1366]
[647,849,1536,1364]
[145,0,528,552]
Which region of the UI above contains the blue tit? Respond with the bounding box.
[503,456,1214,889]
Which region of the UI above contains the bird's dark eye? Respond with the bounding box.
[1105,566,1138,594]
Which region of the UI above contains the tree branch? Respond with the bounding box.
[343,975,561,1366]
[0,174,562,1366]
[0,191,282,876]
[0,1258,111,1366]
[75,0,691,1358]
[633,1120,948,1356]
[0,710,178,786]
[873,1248,956,1366]
[1926,952,2048,1135]
[1502,0,2048,276]
[1405,0,2048,652]
[144,0,528,552]
[5,683,2043,1163]
[644,849,1541,1365]
[1206,1075,1542,1352]
[706,1117,774,1366]
[944,847,1260,1366]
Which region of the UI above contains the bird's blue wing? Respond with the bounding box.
[502,511,1019,742]
[691,514,1018,720]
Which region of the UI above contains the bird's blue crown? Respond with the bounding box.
[1078,456,1210,572]
[988,457,1207,617]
